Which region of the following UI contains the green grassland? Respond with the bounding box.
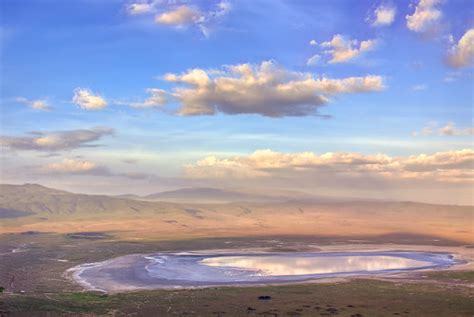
[0,232,473,316]
[2,279,473,316]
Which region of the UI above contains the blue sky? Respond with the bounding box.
[0,0,473,204]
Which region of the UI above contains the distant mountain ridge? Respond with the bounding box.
[120,187,312,203]
[1,183,472,244]
[0,183,162,217]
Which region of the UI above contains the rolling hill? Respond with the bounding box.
[0,183,472,243]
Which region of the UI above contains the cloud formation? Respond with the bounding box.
[130,88,167,108]
[46,159,111,175]
[306,54,321,66]
[126,1,156,15]
[162,60,384,117]
[155,5,202,26]
[413,122,473,136]
[320,35,378,63]
[439,122,474,136]
[185,149,474,184]
[42,158,159,180]
[447,28,474,68]
[368,4,396,27]
[72,88,107,110]
[127,1,231,37]
[0,127,114,152]
[16,97,50,110]
[406,0,443,33]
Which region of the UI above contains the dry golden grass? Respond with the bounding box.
[2,201,472,243]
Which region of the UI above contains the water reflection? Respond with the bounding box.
[200,255,433,276]
[74,251,457,290]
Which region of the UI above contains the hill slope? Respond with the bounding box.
[0,184,166,217]
[0,183,472,243]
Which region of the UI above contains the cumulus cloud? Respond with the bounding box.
[406,0,443,33]
[320,34,378,63]
[185,149,474,184]
[0,127,114,152]
[447,28,474,68]
[72,88,107,110]
[16,97,50,110]
[309,39,317,46]
[161,60,384,117]
[368,4,396,27]
[130,88,167,108]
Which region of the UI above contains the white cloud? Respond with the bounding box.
[162,60,384,117]
[126,2,155,15]
[306,54,321,66]
[140,1,231,36]
[211,1,232,18]
[130,88,167,108]
[72,88,107,110]
[185,149,474,184]
[16,97,50,110]
[368,4,396,27]
[447,28,474,68]
[406,0,443,33]
[155,5,203,26]
[320,34,378,63]
[309,39,317,46]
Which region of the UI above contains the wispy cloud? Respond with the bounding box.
[439,122,474,136]
[413,122,473,136]
[45,158,111,175]
[130,88,167,108]
[16,97,50,110]
[126,1,159,15]
[306,54,321,66]
[0,127,114,152]
[126,1,231,37]
[412,83,428,91]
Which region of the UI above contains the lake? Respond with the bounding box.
[69,251,458,292]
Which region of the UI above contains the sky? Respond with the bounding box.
[0,0,473,205]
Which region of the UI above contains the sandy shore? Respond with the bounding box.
[64,244,473,293]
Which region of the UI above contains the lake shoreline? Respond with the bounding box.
[65,244,472,293]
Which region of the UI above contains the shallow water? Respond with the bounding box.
[145,252,454,283]
[72,251,458,291]
[200,254,434,276]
